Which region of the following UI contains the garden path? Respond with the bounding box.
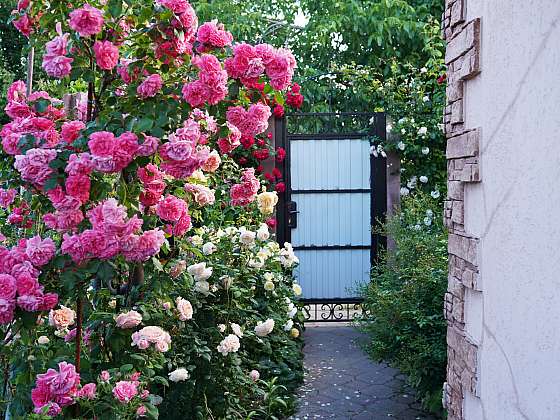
[290,325,437,420]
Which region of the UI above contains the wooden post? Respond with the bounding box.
[25,48,34,96]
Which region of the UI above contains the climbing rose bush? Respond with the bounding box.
[2,0,304,418]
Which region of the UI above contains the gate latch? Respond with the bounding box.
[287,201,299,229]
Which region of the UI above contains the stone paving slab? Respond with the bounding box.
[290,325,438,420]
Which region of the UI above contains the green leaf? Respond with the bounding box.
[135,117,154,132]
[108,0,123,18]
[34,98,50,114]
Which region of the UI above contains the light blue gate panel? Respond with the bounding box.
[290,139,370,190]
[293,249,370,299]
[291,193,371,247]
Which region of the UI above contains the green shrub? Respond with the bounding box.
[359,193,447,416]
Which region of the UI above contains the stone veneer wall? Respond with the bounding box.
[441,1,482,418]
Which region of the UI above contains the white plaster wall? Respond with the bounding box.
[463,1,560,419]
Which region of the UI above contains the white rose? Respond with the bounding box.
[254,319,275,337]
[421,147,430,155]
[231,323,243,337]
[419,176,428,183]
[216,229,226,238]
[264,281,275,291]
[187,262,212,281]
[190,235,203,246]
[283,320,294,331]
[37,336,50,345]
[417,126,428,136]
[424,217,432,226]
[194,280,210,295]
[224,226,237,236]
[248,258,264,269]
[397,141,405,150]
[202,242,217,255]
[239,230,256,246]
[263,272,274,282]
[292,283,302,296]
[422,95,429,102]
[218,324,226,333]
[169,368,190,382]
[431,190,441,199]
[217,334,240,356]
[400,187,410,196]
[256,224,270,241]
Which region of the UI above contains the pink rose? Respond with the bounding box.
[69,4,104,37]
[61,120,85,143]
[78,383,96,400]
[201,149,221,172]
[88,131,115,157]
[93,41,119,70]
[0,188,17,208]
[196,21,233,48]
[7,80,26,103]
[42,54,73,79]
[175,297,193,321]
[15,274,40,296]
[136,135,160,157]
[25,235,56,266]
[156,195,187,222]
[0,274,16,299]
[0,298,15,324]
[157,0,190,14]
[112,380,138,403]
[137,405,147,416]
[13,14,32,38]
[131,325,171,352]
[100,371,110,382]
[65,174,90,203]
[137,74,163,99]
[115,310,142,329]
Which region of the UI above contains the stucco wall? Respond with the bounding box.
[459,1,560,419]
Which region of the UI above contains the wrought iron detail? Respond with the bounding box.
[301,298,364,322]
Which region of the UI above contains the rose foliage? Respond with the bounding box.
[1,0,304,418]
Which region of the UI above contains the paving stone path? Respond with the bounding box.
[290,325,438,420]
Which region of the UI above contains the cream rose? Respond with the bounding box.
[256,191,278,215]
[256,223,270,241]
[49,305,76,330]
[201,150,221,172]
[168,368,190,382]
[254,318,275,337]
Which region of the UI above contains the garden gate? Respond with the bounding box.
[275,112,387,321]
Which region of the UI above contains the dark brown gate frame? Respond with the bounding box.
[275,112,387,322]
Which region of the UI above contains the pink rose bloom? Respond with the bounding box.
[14,148,57,187]
[0,274,17,300]
[265,48,296,91]
[26,235,56,266]
[137,74,163,99]
[46,30,70,56]
[0,188,17,208]
[42,54,73,79]
[175,297,193,321]
[69,4,104,37]
[32,361,80,413]
[112,380,138,403]
[7,80,26,103]
[15,274,40,296]
[249,369,260,382]
[93,41,119,70]
[61,120,86,143]
[131,325,171,352]
[196,21,233,48]
[65,153,93,176]
[40,293,59,311]
[172,210,191,236]
[156,195,188,222]
[226,103,271,137]
[0,298,15,324]
[182,80,208,108]
[185,184,215,206]
[136,135,160,157]
[201,149,221,172]
[157,0,190,14]
[123,229,165,262]
[100,371,110,382]
[65,174,90,203]
[78,383,96,400]
[137,405,147,416]
[115,310,142,329]
[88,131,115,157]
[230,168,260,206]
[13,14,32,38]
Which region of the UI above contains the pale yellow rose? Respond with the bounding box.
[256,191,278,215]
[48,305,76,330]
